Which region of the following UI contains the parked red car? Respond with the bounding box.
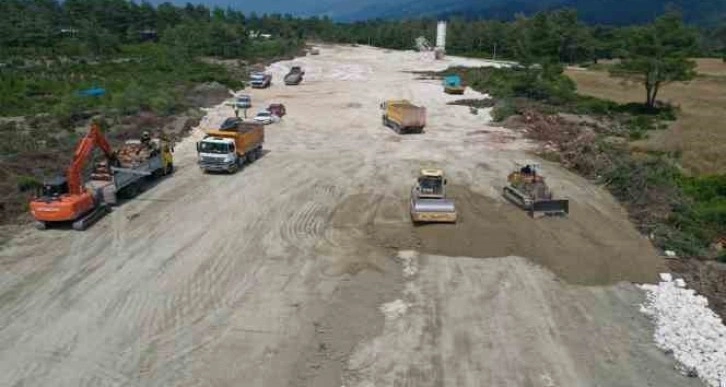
[268,103,286,118]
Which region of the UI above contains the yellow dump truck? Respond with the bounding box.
[380,100,426,134]
[196,119,264,173]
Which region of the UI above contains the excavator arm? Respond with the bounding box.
[66,123,115,195]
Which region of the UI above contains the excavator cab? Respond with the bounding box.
[38,176,69,200]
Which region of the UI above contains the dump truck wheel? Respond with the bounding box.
[34,221,47,230]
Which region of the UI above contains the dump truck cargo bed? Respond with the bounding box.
[382,100,426,134]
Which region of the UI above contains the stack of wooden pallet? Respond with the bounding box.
[90,161,112,181]
[117,144,153,168]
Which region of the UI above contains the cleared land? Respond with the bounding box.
[565,59,726,175]
[0,45,703,386]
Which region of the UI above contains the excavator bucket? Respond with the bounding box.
[411,198,458,223]
[530,199,569,218]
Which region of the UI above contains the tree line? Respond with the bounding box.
[1,0,724,111]
[2,1,724,61]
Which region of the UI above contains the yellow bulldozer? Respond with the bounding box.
[502,163,569,218]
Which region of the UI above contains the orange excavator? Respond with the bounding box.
[29,123,117,230]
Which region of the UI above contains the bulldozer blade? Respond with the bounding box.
[530,199,569,218]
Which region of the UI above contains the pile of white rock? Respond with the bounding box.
[639,273,726,387]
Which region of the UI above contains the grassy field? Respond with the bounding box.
[566,59,726,175]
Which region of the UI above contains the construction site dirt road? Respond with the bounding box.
[0,45,703,386]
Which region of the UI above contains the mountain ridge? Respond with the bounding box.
[147,0,725,26]
[335,0,725,25]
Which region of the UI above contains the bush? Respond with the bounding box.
[149,93,177,115]
[570,95,618,115]
[491,100,517,122]
[16,176,41,192]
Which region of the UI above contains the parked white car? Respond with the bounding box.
[253,110,278,125]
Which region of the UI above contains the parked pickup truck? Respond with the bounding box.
[197,120,264,173]
[284,66,304,85]
[225,94,252,109]
[250,72,272,88]
[380,100,426,134]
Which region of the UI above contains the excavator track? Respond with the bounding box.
[72,205,110,231]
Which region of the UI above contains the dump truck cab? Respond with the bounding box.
[197,137,238,172]
[197,121,264,173]
[410,169,457,224]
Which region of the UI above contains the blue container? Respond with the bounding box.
[443,75,461,87]
[77,87,106,97]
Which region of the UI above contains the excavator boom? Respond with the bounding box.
[67,123,114,195]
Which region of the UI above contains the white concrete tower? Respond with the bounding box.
[435,21,447,59]
[436,21,447,51]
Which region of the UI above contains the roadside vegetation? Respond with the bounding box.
[437,13,725,267]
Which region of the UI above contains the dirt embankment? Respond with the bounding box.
[331,185,661,286]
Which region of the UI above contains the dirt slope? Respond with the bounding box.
[0,45,700,386]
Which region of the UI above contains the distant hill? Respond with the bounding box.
[148,0,725,26]
[332,0,726,26]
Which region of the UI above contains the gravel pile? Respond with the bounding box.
[639,273,726,387]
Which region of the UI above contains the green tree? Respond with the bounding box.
[610,12,698,109]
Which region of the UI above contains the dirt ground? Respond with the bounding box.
[0,45,703,386]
